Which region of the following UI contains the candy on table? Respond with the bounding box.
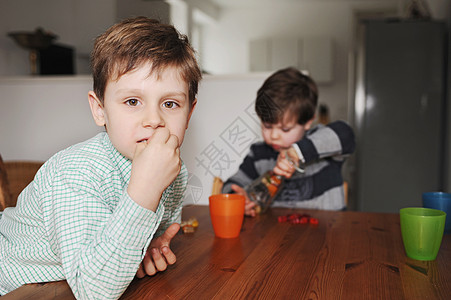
[278,213,318,226]
[299,216,309,224]
[309,217,319,225]
[180,217,199,233]
[182,225,195,233]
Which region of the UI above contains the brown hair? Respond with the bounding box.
[255,67,318,125]
[91,17,202,106]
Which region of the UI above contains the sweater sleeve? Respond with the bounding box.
[222,153,257,193]
[293,121,355,164]
[222,143,278,193]
[222,143,262,193]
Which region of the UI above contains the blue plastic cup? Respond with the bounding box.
[423,192,451,234]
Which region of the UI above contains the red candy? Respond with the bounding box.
[289,218,300,224]
[309,217,319,225]
[299,216,309,224]
[288,214,301,221]
[278,215,288,223]
[278,213,318,226]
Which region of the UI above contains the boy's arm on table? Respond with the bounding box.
[136,170,187,278]
[137,222,180,278]
[54,172,164,299]
[293,120,355,164]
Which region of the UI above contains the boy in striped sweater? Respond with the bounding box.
[222,67,355,216]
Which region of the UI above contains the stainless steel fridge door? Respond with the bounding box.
[355,20,446,213]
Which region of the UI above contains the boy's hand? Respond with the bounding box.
[231,184,257,217]
[128,127,181,211]
[273,147,299,179]
[136,223,180,278]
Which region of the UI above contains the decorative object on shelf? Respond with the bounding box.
[8,27,58,75]
[404,0,431,19]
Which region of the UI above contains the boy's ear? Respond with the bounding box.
[304,115,315,131]
[185,98,197,129]
[88,91,106,127]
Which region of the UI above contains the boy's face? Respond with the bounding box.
[88,64,196,160]
[261,112,313,152]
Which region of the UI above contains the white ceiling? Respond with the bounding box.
[210,0,382,8]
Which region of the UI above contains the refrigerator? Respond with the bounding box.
[353,19,447,213]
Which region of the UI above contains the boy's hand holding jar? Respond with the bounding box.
[274,146,301,179]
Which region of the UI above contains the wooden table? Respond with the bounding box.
[3,205,450,299]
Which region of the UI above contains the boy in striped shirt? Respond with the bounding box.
[0,17,201,299]
[222,67,355,216]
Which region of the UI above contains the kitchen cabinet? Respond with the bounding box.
[249,36,333,83]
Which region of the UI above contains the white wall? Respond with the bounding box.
[0,76,101,161]
[116,0,170,23]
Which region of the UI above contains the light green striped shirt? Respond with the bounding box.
[0,132,187,299]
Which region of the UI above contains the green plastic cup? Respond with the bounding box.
[400,207,446,261]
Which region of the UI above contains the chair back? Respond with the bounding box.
[212,177,223,195]
[0,156,44,210]
[343,181,348,206]
[4,161,44,208]
[0,154,12,211]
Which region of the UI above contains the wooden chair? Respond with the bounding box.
[0,156,44,210]
[343,181,348,206]
[0,154,12,211]
[212,177,223,195]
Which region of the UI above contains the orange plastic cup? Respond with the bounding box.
[209,194,245,238]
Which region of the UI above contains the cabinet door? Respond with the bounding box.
[302,37,333,83]
[249,37,333,83]
[249,39,270,72]
[271,38,299,70]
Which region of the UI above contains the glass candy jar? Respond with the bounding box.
[246,171,283,213]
